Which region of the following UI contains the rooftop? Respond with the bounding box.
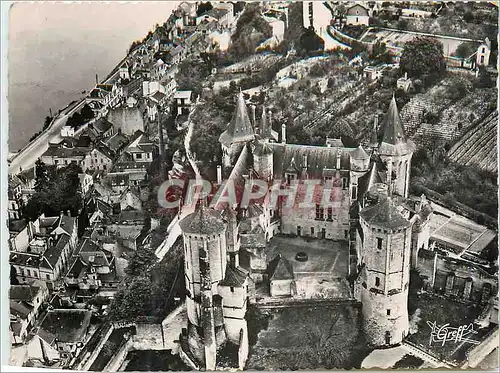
[360,196,411,230]
[39,309,92,344]
[179,204,226,235]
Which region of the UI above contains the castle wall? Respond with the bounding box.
[225,318,248,344]
[270,279,294,297]
[378,153,412,198]
[360,287,409,346]
[280,187,350,240]
[254,153,273,181]
[107,107,145,136]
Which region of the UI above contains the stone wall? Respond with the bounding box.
[107,107,145,136]
[462,326,499,368]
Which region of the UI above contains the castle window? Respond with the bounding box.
[342,177,348,189]
[286,173,296,185]
[230,287,234,293]
[351,185,357,200]
[327,207,333,221]
[310,227,315,236]
[344,230,348,239]
[387,309,391,316]
[377,238,383,250]
[321,228,326,239]
[375,277,380,287]
[297,226,301,236]
[315,204,324,220]
[362,282,367,289]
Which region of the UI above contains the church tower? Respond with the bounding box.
[377,96,415,198]
[357,194,414,347]
[219,92,255,168]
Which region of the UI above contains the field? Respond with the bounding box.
[447,111,497,174]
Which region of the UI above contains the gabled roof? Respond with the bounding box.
[350,145,369,160]
[219,92,255,147]
[268,254,294,281]
[104,132,129,153]
[10,284,45,303]
[219,265,248,287]
[10,301,32,319]
[57,215,76,237]
[94,142,115,160]
[44,234,70,268]
[92,118,114,134]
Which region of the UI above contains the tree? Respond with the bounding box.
[476,66,495,89]
[81,104,94,121]
[196,1,213,17]
[34,159,50,192]
[43,116,53,130]
[125,245,158,277]
[400,37,446,78]
[454,42,475,59]
[298,27,325,55]
[107,277,154,322]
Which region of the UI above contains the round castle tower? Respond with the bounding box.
[358,194,413,347]
[179,204,228,370]
[377,95,415,198]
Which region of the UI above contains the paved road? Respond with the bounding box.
[9,99,86,175]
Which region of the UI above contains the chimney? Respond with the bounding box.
[404,72,408,80]
[281,123,286,144]
[250,105,256,128]
[302,154,308,170]
[217,165,222,185]
[66,210,71,216]
[268,110,273,136]
[95,74,99,85]
[60,211,64,217]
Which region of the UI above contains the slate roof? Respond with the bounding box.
[219,92,255,147]
[268,143,352,179]
[219,265,248,287]
[378,96,415,156]
[41,146,89,159]
[10,253,42,268]
[39,309,92,343]
[10,284,44,303]
[359,196,411,230]
[350,145,369,160]
[253,140,274,156]
[268,254,295,281]
[57,215,76,237]
[10,301,32,319]
[179,204,226,235]
[44,234,70,268]
[104,132,129,153]
[93,142,115,161]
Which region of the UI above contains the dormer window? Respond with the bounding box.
[285,173,296,185]
[342,177,348,189]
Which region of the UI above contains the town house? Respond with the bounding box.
[10,280,50,344]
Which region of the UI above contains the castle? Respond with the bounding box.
[178,92,434,369]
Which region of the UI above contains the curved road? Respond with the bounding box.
[9,99,86,175]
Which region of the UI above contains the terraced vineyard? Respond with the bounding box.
[447,111,498,173]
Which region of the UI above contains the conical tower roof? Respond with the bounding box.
[219,92,255,147]
[368,116,379,148]
[381,95,406,145]
[378,95,415,156]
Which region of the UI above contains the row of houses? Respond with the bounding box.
[7,1,243,367]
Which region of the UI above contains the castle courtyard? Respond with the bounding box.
[256,235,351,301]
